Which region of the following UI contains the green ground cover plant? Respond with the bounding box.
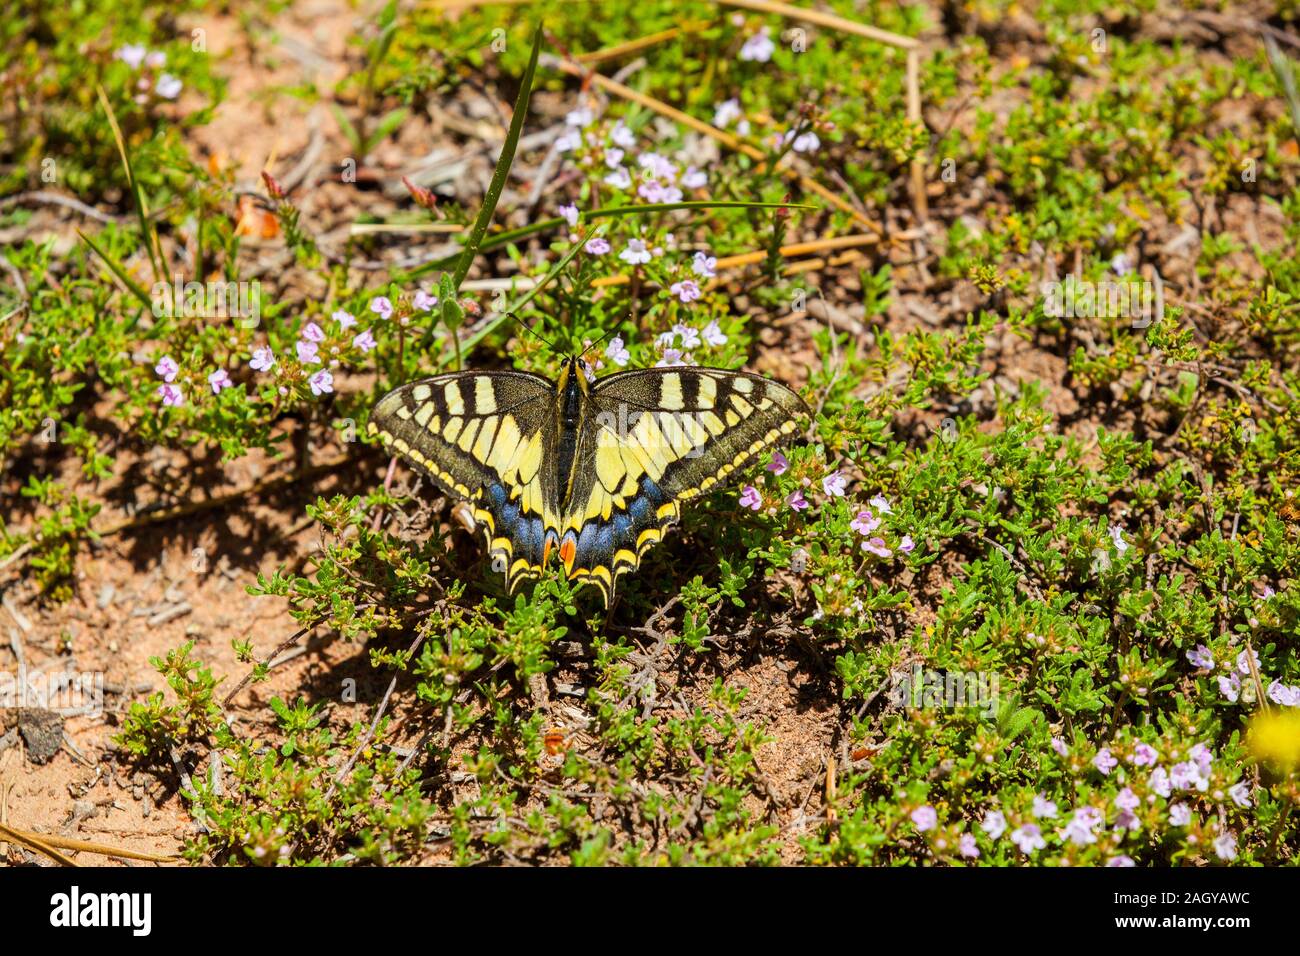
[1,0,1297,867]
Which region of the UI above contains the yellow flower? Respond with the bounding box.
[1248,710,1300,773]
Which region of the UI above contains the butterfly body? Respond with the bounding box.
[367,357,807,605]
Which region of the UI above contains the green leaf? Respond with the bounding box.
[78,230,154,311]
[449,22,544,293]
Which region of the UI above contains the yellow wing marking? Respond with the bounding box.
[444,381,465,415]
[697,375,716,409]
[471,415,498,461]
[474,376,497,414]
[659,373,684,410]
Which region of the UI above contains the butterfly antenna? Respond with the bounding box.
[505,314,563,355]
[577,321,626,362]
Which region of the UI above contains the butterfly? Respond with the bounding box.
[366,356,808,606]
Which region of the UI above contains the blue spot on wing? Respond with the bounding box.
[570,476,677,575]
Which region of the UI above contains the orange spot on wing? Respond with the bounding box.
[559,536,577,572]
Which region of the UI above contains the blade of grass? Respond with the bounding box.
[438,225,601,367]
[78,229,155,311]
[95,84,164,283]
[400,200,812,281]
[450,22,544,292]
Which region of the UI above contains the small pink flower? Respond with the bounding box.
[1010,824,1045,854]
[692,251,717,278]
[1213,831,1237,861]
[822,471,847,497]
[981,810,1006,838]
[156,383,183,407]
[638,179,668,203]
[1149,767,1172,797]
[115,44,147,68]
[654,348,692,368]
[1051,737,1068,757]
[1093,748,1118,775]
[1131,743,1158,766]
[585,237,611,255]
[308,369,333,396]
[332,309,356,329]
[850,509,880,536]
[296,340,320,364]
[565,107,592,127]
[787,490,809,511]
[1061,808,1101,845]
[682,166,707,189]
[739,27,775,63]
[1171,760,1209,792]
[739,485,762,511]
[1111,810,1138,834]
[713,98,742,128]
[670,279,701,303]
[1106,855,1136,867]
[958,833,980,858]
[1267,681,1300,707]
[352,329,377,353]
[639,152,675,179]
[620,239,653,265]
[861,537,891,558]
[369,296,394,320]
[412,290,438,312]
[701,320,727,346]
[558,203,579,227]
[603,336,630,366]
[301,321,325,343]
[154,355,179,382]
[1168,803,1192,826]
[155,74,182,100]
[1186,644,1214,670]
[787,130,820,153]
[609,121,635,148]
[1189,743,1213,774]
[898,534,916,554]
[250,347,275,372]
[766,451,788,476]
[1114,788,1140,812]
[1217,673,1241,703]
[1032,794,1058,819]
[1228,782,1252,808]
[667,324,701,349]
[207,369,233,394]
[910,806,937,832]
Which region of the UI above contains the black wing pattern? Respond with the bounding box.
[369,364,808,607]
[554,367,808,604]
[366,371,561,592]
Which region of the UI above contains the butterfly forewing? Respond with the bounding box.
[367,370,562,589]
[554,368,809,604]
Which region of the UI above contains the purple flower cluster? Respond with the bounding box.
[1187,643,1299,706]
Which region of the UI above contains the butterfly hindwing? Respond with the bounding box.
[555,368,808,604]
[367,371,561,591]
